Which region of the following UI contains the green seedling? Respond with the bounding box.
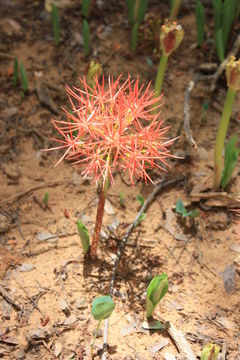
[19,62,28,94]
[83,19,90,56]
[154,21,184,105]
[175,198,200,218]
[82,0,91,18]
[170,0,182,20]
[214,56,240,188]
[77,220,90,254]
[91,295,115,359]
[127,0,148,52]
[13,58,18,87]
[119,192,126,207]
[136,194,144,206]
[43,192,49,208]
[221,135,240,189]
[51,3,60,46]
[201,343,220,360]
[135,212,146,226]
[146,273,168,320]
[195,1,205,46]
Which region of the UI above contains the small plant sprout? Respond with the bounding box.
[221,135,240,189]
[51,3,60,46]
[175,198,200,218]
[154,21,184,100]
[201,343,220,360]
[48,75,175,257]
[195,1,205,46]
[91,295,115,359]
[136,194,144,206]
[19,62,28,94]
[77,220,90,254]
[214,56,240,189]
[82,0,91,18]
[85,60,102,89]
[119,192,126,207]
[127,0,148,52]
[43,191,49,208]
[170,0,182,20]
[13,58,18,87]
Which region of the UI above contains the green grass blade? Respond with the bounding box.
[216,28,224,61]
[83,19,90,56]
[127,0,135,24]
[82,0,91,18]
[131,22,139,52]
[137,0,148,23]
[222,0,236,52]
[221,135,240,189]
[170,0,182,19]
[51,4,60,46]
[19,62,28,93]
[212,0,222,33]
[196,1,205,46]
[13,58,18,87]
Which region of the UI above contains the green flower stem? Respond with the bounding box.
[91,319,102,359]
[154,54,168,99]
[170,0,182,20]
[214,87,236,188]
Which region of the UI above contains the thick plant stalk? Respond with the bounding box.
[154,54,168,97]
[214,87,236,188]
[90,186,106,257]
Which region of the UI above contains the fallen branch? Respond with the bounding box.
[101,176,185,360]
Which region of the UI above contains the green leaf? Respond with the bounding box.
[77,221,90,254]
[215,28,224,62]
[222,0,236,52]
[175,198,187,216]
[136,194,144,206]
[201,343,220,360]
[43,192,49,206]
[92,295,115,321]
[183,209,200,218]
[142,319,165,330]
[131,22,139,53]
[196,1,205,46]
[83,19,90,56]
[19,63,28,93]
[221,135,240,189]
[146,274,168,318]
[119,192,125,206]
[51,4,60,46]
[135,212,146,226]
[126,0,135,24]
[13,58,18,87]
[82,0,91,18]
[137,0,148,24]
[212,0,222,33]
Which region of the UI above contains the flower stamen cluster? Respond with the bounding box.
[49,75,175,185]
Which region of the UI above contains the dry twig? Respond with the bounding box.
[167,321,197,360]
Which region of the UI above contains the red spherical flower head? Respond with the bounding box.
[49,75,175,186]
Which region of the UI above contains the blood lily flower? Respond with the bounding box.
[48,75,175,256]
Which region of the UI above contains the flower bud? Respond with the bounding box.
[160,20,184,56]
[201,343,220,360]
[226,55,240,91]
[86,60,102,86]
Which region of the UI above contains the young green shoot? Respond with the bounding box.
[82,0,91,18]
[19,62,28,94]
[83,19,90,56]
[77,221,90,254]
[91,296,115,359]
[170,0,182,20]
[136,194,144,206]
[13,58,18,87]
[175,198,200,218]
[195,1,205,46]
[127,0,148,52]
[154,21,184,102]
[214,56,240,189]
[201,343,220,360]
[221,135,240,189]
[51,3,60,46]
[119,192,126,207]
[43,191,49,208]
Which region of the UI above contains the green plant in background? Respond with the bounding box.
[195,1,205,46]
[214,56,240,189]
[83,19,90,56]
[136,194,144,206]
[82,0,91,18]
[91,296,115,359]
[43,191,49,208]
[77,220,90,254]
[86,60,102,89]
[201,343,220,360]
[154,20,184,103]
[176,198,200,218]
[170,0,182,20]
[127,0,148,52]
[119,192,126,207]
[51,3,60,46]
[19,62,28,94]
[146,273,168,319]
[213,0,238,61]
[13,58,18,87]
[221,135,240,189]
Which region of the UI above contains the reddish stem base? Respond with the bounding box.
[90,188,106,257]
